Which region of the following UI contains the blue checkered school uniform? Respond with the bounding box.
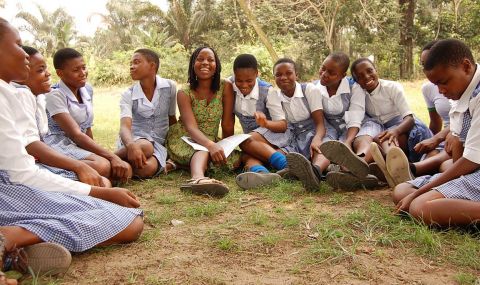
[117,79,176,170]
[232,78,290,148]
[408,80,480,201]
[281,84,316,158]
[0,170,142,252]
[44,83,94,160]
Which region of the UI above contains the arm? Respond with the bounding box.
[168,81,178,126]
[378,114,414,146]
[263,87,287,132]
[26,141,104,186]
[221,80,235,138]
[255,112,287,132]
[344,84,365,148]
[414,126,450,154]
[310,109,327,156]
[178,90,226,164]
[85,127,93,139]
[169,115,177,126]
[119,117,146,169]
[428,110,443,134]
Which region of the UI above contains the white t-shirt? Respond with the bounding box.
[422,82,451,126]
[232,78,261,117]
[0,79,90,196]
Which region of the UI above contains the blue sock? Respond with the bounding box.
[250,165,269,173]
[268,152,287,170]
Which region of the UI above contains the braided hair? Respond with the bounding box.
[188,46,222,92]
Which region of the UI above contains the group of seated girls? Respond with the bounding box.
[1,14,479,282]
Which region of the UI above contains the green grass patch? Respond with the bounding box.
[185,202,226,218]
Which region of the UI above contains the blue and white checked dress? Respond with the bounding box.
[408,81,480,201]
[0,170,142,252]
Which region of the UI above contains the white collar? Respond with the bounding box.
[132,76,169,100]
[368,79,383,96]
[233,78,259,100]
[452,64,480,113]
[317,77,350,97]
[281,82,304,100]
[57,80,91,103]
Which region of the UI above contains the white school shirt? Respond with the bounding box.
[315,77,365,129]
[362,79,413,124]
[267,82,323,123]
[46,80,93,128]
[233,78,260,117]
[0,79,90,195]
[11,83,49,138]
[421,82,451,126]
[120,76,176,119]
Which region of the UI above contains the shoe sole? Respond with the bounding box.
[23,242,72,276]
[235,172,281,190]
[369,162,387,183]
[320,141,369,178]
[286,152,320,192]
[180,183,229,197]
[386,147,414,185]
[370,142,396,188]
[326,172,382,191]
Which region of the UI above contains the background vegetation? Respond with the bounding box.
[13,0,480,86]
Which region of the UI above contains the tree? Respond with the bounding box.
[236,0,278,61]
[16,5,77,56]
[399,0,415,79]
[164,0,215,51]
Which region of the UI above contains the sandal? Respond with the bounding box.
[164,159,178,175]
[180,177,229,197]
[286,152,321,192]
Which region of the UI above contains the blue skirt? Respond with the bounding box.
[0,171,142,252]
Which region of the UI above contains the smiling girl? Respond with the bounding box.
[166,46,237,197]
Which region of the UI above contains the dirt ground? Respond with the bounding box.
[35,172,479,285]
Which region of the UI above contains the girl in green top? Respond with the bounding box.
[166,46,237,196]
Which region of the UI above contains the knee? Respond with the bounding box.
[123,216,144,243]
[408,198,433,225]
[133,160,158,178]
[91,157,112,178]
[138,140,154,157]
[392,183,413,204]
[101,176,112,187]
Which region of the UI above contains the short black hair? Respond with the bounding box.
[0,17,10,42]
[233,54,258,71]
[188,46,221,92]
[422,40,439,52]
[53,48,83,69]
[273,58,297,73]
[327,52,350,73]
[22,46,39,56]
[350,57,376,80]
[424,39,474,71]
[134,48,160,73]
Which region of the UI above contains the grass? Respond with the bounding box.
[26,81,480,284]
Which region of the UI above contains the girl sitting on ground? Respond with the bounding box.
[230,54,289,190]
[166,46,238,197]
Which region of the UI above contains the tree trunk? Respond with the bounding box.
[399,0,415,79]
[236,0,279,61]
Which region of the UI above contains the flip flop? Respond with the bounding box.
[386,146,414,185]
[370,142,396,188]
[326,171,384,191]
[286,152,320,192]
[180,177,229,197]
[236,172,281,190]
[320,141,369,178]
